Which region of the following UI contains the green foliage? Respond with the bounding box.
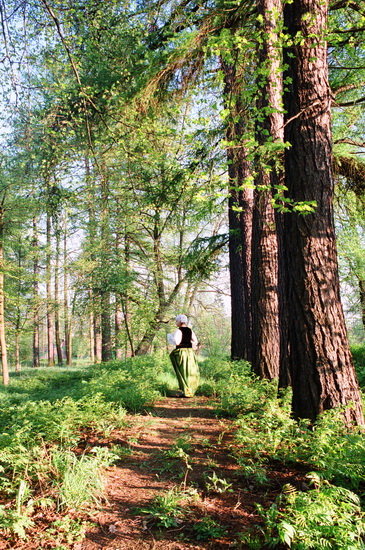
[351,344,365,387]
[0,357,165,540]
[215,363,279,418]
[204,471,233,494]
[52,447,114,510]
[0,480,34,539]
[254,475,365,549]
[138,487,191,528]
[42,516,88,547]
[192,516,227,541]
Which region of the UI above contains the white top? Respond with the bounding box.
[167,328,199,349]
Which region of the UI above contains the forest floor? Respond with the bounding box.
[0,395,309,550]
[74,396,303,550]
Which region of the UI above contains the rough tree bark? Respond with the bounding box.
[284,0,364,425]
[222,59,253,362]
[251,0,282,380]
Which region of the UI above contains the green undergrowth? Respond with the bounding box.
[206,355,365,548]
[0,355,172,543]
[0,351,364,547]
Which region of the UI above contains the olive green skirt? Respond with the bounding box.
[169,348,200,397]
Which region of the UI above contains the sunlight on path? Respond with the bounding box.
[80,397,254,550]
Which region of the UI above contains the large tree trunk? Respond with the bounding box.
[32,217,40,369]
[251,0,283,380]
[100,165,112,362]
[284,0,364,425]
[222,60,253,362]
[135,319,163,356]
[0,211,9,385]
[46,212,55,367]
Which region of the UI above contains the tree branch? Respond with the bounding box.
[332,83,365,96]
[336,96,365,107]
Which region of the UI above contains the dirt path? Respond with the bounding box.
[80,396,259,550]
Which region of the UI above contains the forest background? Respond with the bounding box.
[0,0,364,547]
[0,0,363,407]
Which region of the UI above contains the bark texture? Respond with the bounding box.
[284,0,363,424]
[222,60,253,362]
[251,0,282,380]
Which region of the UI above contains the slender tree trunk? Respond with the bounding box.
[32,217,40,369]
[14,242,22,373]
[222,60,253,362]
[101,290,112,361]
[115,303,123,360]
[251,0,283,380]
[46,212,55,367]
[359,279,365,331]
[284,0,363,425]
[54,216,63,365]
[114,217,123,360]
[63,215,72,365]
[89,308,95,363]
[0,212,9,385]
[123,231,134,357]
[100,166,112,362]
[15,331,21,372]
[93,294,102,363]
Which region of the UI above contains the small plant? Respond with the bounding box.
[163,437,193,488]
[0,480,34,539]
[52,447,115,510]
[109,444,132,459]
[193,516,227,540]
[205,471,233,493]
[138,488,186,528]
[236,457,269,486]
[44,515,88,546]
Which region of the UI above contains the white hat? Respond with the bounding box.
[175,314,188,324]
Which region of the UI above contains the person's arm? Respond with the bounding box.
[173,329,182,346]
[167,330,182,346]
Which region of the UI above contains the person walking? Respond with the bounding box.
[168,314,200,397]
